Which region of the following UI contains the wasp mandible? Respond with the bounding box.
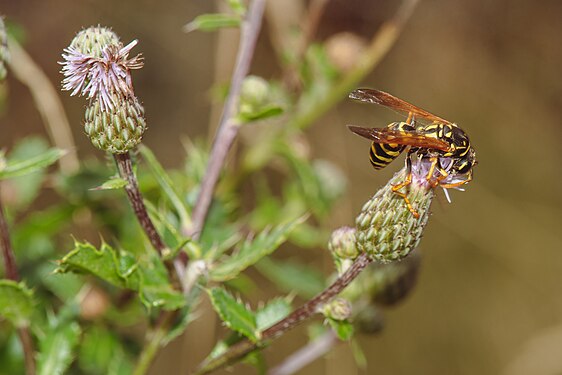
[347,88,476,218]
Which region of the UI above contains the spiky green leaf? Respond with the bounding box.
[210,216,307,282]
[57,241,184,310]
[0,280,34,327]
[208,287,259,342]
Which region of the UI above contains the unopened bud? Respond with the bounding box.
[321,297,352,321]
[325,32,367,73]
[355,168,434,263]
[328,226,358,260]
[84,93,146,153]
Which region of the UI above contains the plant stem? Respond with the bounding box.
[193,252,372,375]
[0,196,36,375]
[0,200,19,281]
[187,0,266,241]
[132,310,177,375]
[289,0,420,132]
[113,153,185,283]
[114,153,167,255]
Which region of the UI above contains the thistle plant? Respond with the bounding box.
[0,1,480,374]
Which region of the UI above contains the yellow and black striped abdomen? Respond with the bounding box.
[369,142,406,170]
[368,121,413,170]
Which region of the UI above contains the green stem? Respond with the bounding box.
[132,311,176,375]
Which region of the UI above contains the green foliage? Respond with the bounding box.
[256,298,291,330]
[210,216,306,282]
[327,318,354,341]
[208,287,259,342]
[0,280,34,328]
[56,241,185,310]
[37,319,81,375]
[78,325,133,375]
[1,138,55,209]
[0,147,65,180]
[255,257,325,299]
[91,177,128,190]
[140,145,192,231]
[184,14,241,33]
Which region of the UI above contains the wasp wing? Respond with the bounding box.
[347,125,451,151]
[349,88,453,125]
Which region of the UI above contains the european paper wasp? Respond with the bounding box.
[347,88,476,218]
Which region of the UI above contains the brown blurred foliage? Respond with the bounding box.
[2,0,562,374]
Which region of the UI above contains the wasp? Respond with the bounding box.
[347,88,476,218]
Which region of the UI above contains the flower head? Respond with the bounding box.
[60,27,143,112]
[60,26,147,153]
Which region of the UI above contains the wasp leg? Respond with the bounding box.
[406,112,415,126]
[392,155,420,218]
[439,172,472,189]
[425,156,449,187]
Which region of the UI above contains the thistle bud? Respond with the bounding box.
[321,297,352,321]
[328,226,358,260]
[68,27,120,58]
[84,93,146,153]
[355,168,434,263]
[0,17,8,81]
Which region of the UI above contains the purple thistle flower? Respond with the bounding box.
[60,39,143,111]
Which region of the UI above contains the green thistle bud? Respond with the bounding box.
[355,168,434,263]
[321,297,352,321]
[0,17,9,81]
[328,226,358,260]
[69,26,120,58]
[84,93,146,153]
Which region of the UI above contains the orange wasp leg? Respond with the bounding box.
[391,156,420,218]
[439,172,473,189]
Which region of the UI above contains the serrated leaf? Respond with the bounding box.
[255,257,325,299]
[0,148,65,179]
[37,321,81,375]
[0,280,35,327]
[208,287,259,342]
[183,13,241,33]
[256,298,291,331]
[210,216,307,282]
[90,177,128,190]
[327,318,354,341]
[57,241,185,310]
[140,145,192,230]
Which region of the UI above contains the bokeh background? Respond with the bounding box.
[2,0,562,374]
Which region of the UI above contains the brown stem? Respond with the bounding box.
[0,195,36,375]
[0,200,19,281]
[17,328,37,375]
[113,153,185,286]
[187,0,266,241]
[193,252,372,375]
[114,153,167,255]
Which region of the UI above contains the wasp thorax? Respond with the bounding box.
[355,168,433,263]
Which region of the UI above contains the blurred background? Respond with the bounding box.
[2,0,562,374]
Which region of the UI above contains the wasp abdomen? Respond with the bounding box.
[368,121,413,170]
